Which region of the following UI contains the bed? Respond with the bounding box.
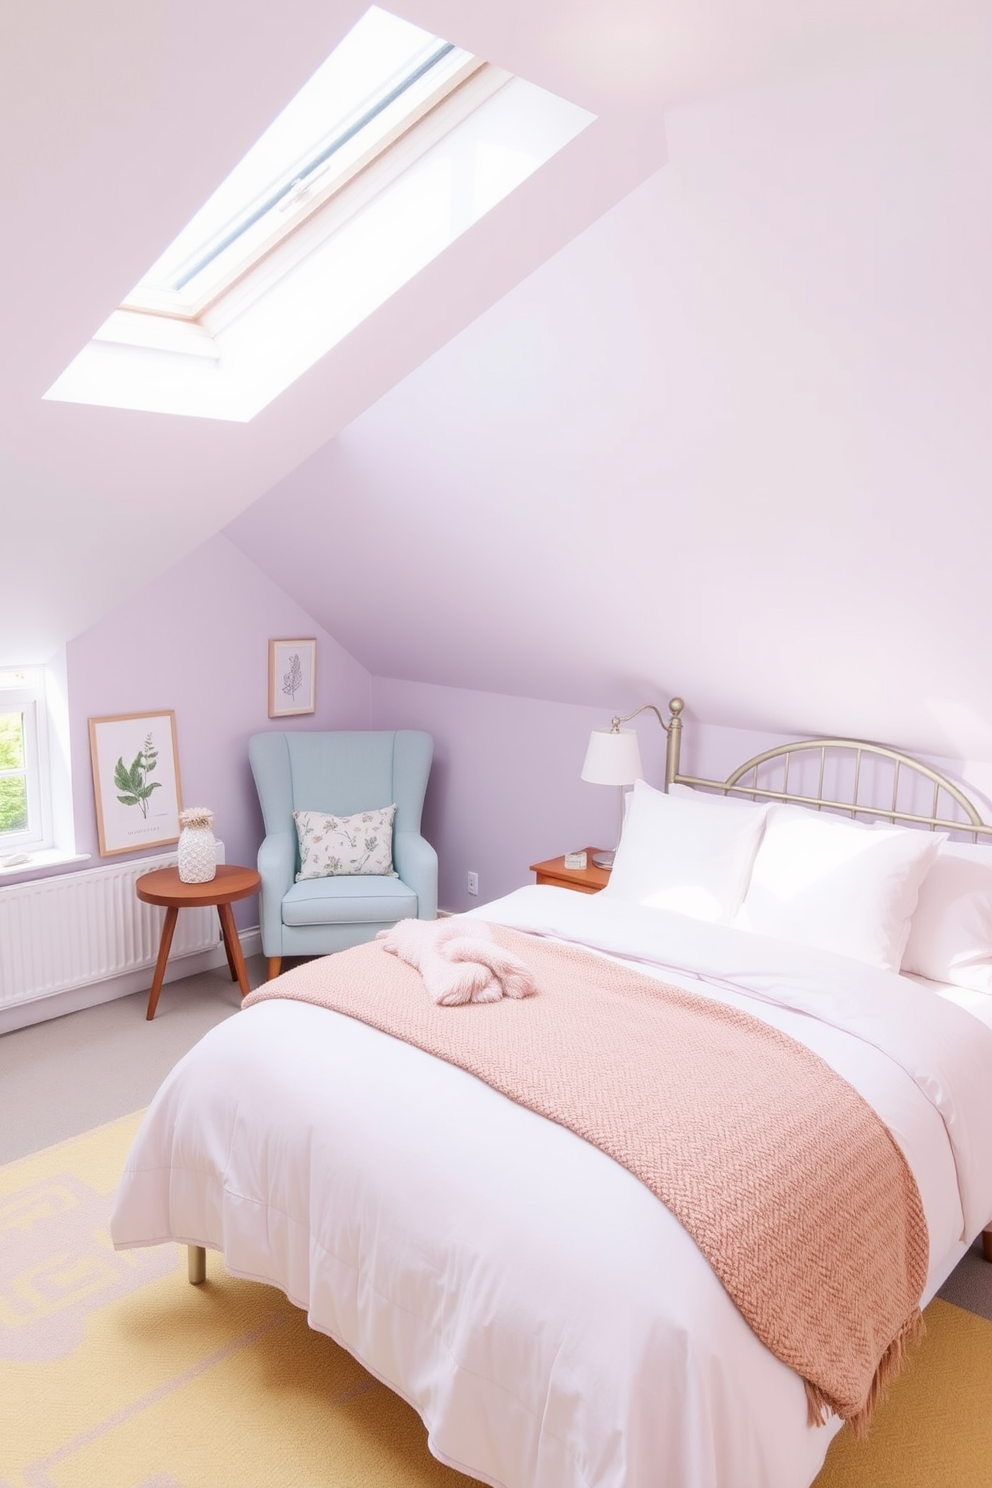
[111,702,992,1488]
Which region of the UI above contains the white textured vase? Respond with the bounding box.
[177,809,217,883]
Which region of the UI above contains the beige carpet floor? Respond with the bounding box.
[1,1111,990,1488]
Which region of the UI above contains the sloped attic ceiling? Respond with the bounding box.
[2,0,671,664]
[2,0,674,670]
[2,0,981,681]
[227,3,992,761]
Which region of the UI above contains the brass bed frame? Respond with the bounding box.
[186,698,992,1284]
[614,696,992,840]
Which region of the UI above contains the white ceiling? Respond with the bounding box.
[3,0,991,757]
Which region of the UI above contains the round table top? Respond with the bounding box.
[135,863,261,908]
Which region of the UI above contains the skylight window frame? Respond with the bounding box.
[121,46,489,328]
[95,59,513,361]
[200,61,512,337]
[169,38,457,294]
[46,14,598,423]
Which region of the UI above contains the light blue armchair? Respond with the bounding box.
[249,730,437,980]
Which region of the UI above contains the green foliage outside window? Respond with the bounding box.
[0,711,28,834]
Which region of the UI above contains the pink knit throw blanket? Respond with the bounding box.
[244,923,928,1434]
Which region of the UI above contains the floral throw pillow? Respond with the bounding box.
[293,805,397,880]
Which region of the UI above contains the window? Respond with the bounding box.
[0,669,50,856]
[43,6,594,422]
[121,13,477,323]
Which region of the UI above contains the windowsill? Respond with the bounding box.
[0,849,91,878]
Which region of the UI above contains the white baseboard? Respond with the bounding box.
[0,926,263,1034]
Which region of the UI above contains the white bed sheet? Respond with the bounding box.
[904,971,992,1033]
[111,886,992,1488]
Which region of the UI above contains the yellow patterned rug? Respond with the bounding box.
[2,1113,990,1488]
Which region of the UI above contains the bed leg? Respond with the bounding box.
[983,1227,992,1264]
[188,1244,206,1285]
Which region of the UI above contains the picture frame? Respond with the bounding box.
[268,638,316,718]
[88,711,183,856]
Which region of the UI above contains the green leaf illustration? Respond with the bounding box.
[112,733,163,819]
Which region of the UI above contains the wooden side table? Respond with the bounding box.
[529,849,611,895]
[136,864,261,1020]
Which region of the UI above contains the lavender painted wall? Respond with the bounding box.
[63,533,372,924]
[370,676,628,911]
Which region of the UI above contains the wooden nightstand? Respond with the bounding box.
[136,864,261,1020]
[529,849,611,895]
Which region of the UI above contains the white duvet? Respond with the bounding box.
[111,887,992,1488]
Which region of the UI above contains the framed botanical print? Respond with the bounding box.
[268,639,316,718]
[88,710,183,856]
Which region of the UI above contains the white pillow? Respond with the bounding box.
[901,839,992,991]
[669,783,765,809]
[293,805,397,881]
[735,804,944,970]
[602,779,769,923]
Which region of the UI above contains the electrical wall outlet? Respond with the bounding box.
[467,870,479,896]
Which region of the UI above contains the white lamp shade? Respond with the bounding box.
[581,728,643,786]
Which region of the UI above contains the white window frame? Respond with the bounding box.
[0,670,52,854]
[121,46,488,325]
[96,59,508,358]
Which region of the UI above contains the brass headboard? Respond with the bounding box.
[661,698,992,841]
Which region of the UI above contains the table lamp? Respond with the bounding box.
[580,725,644,868]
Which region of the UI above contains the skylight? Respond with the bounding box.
[44,8,595,422]
[125,12,474,319]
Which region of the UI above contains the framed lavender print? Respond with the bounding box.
[88,710,183,856]
[268,639,316,718]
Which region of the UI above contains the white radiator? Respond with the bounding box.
[0,850,225,1010]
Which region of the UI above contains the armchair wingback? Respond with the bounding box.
[249,730,436,979]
